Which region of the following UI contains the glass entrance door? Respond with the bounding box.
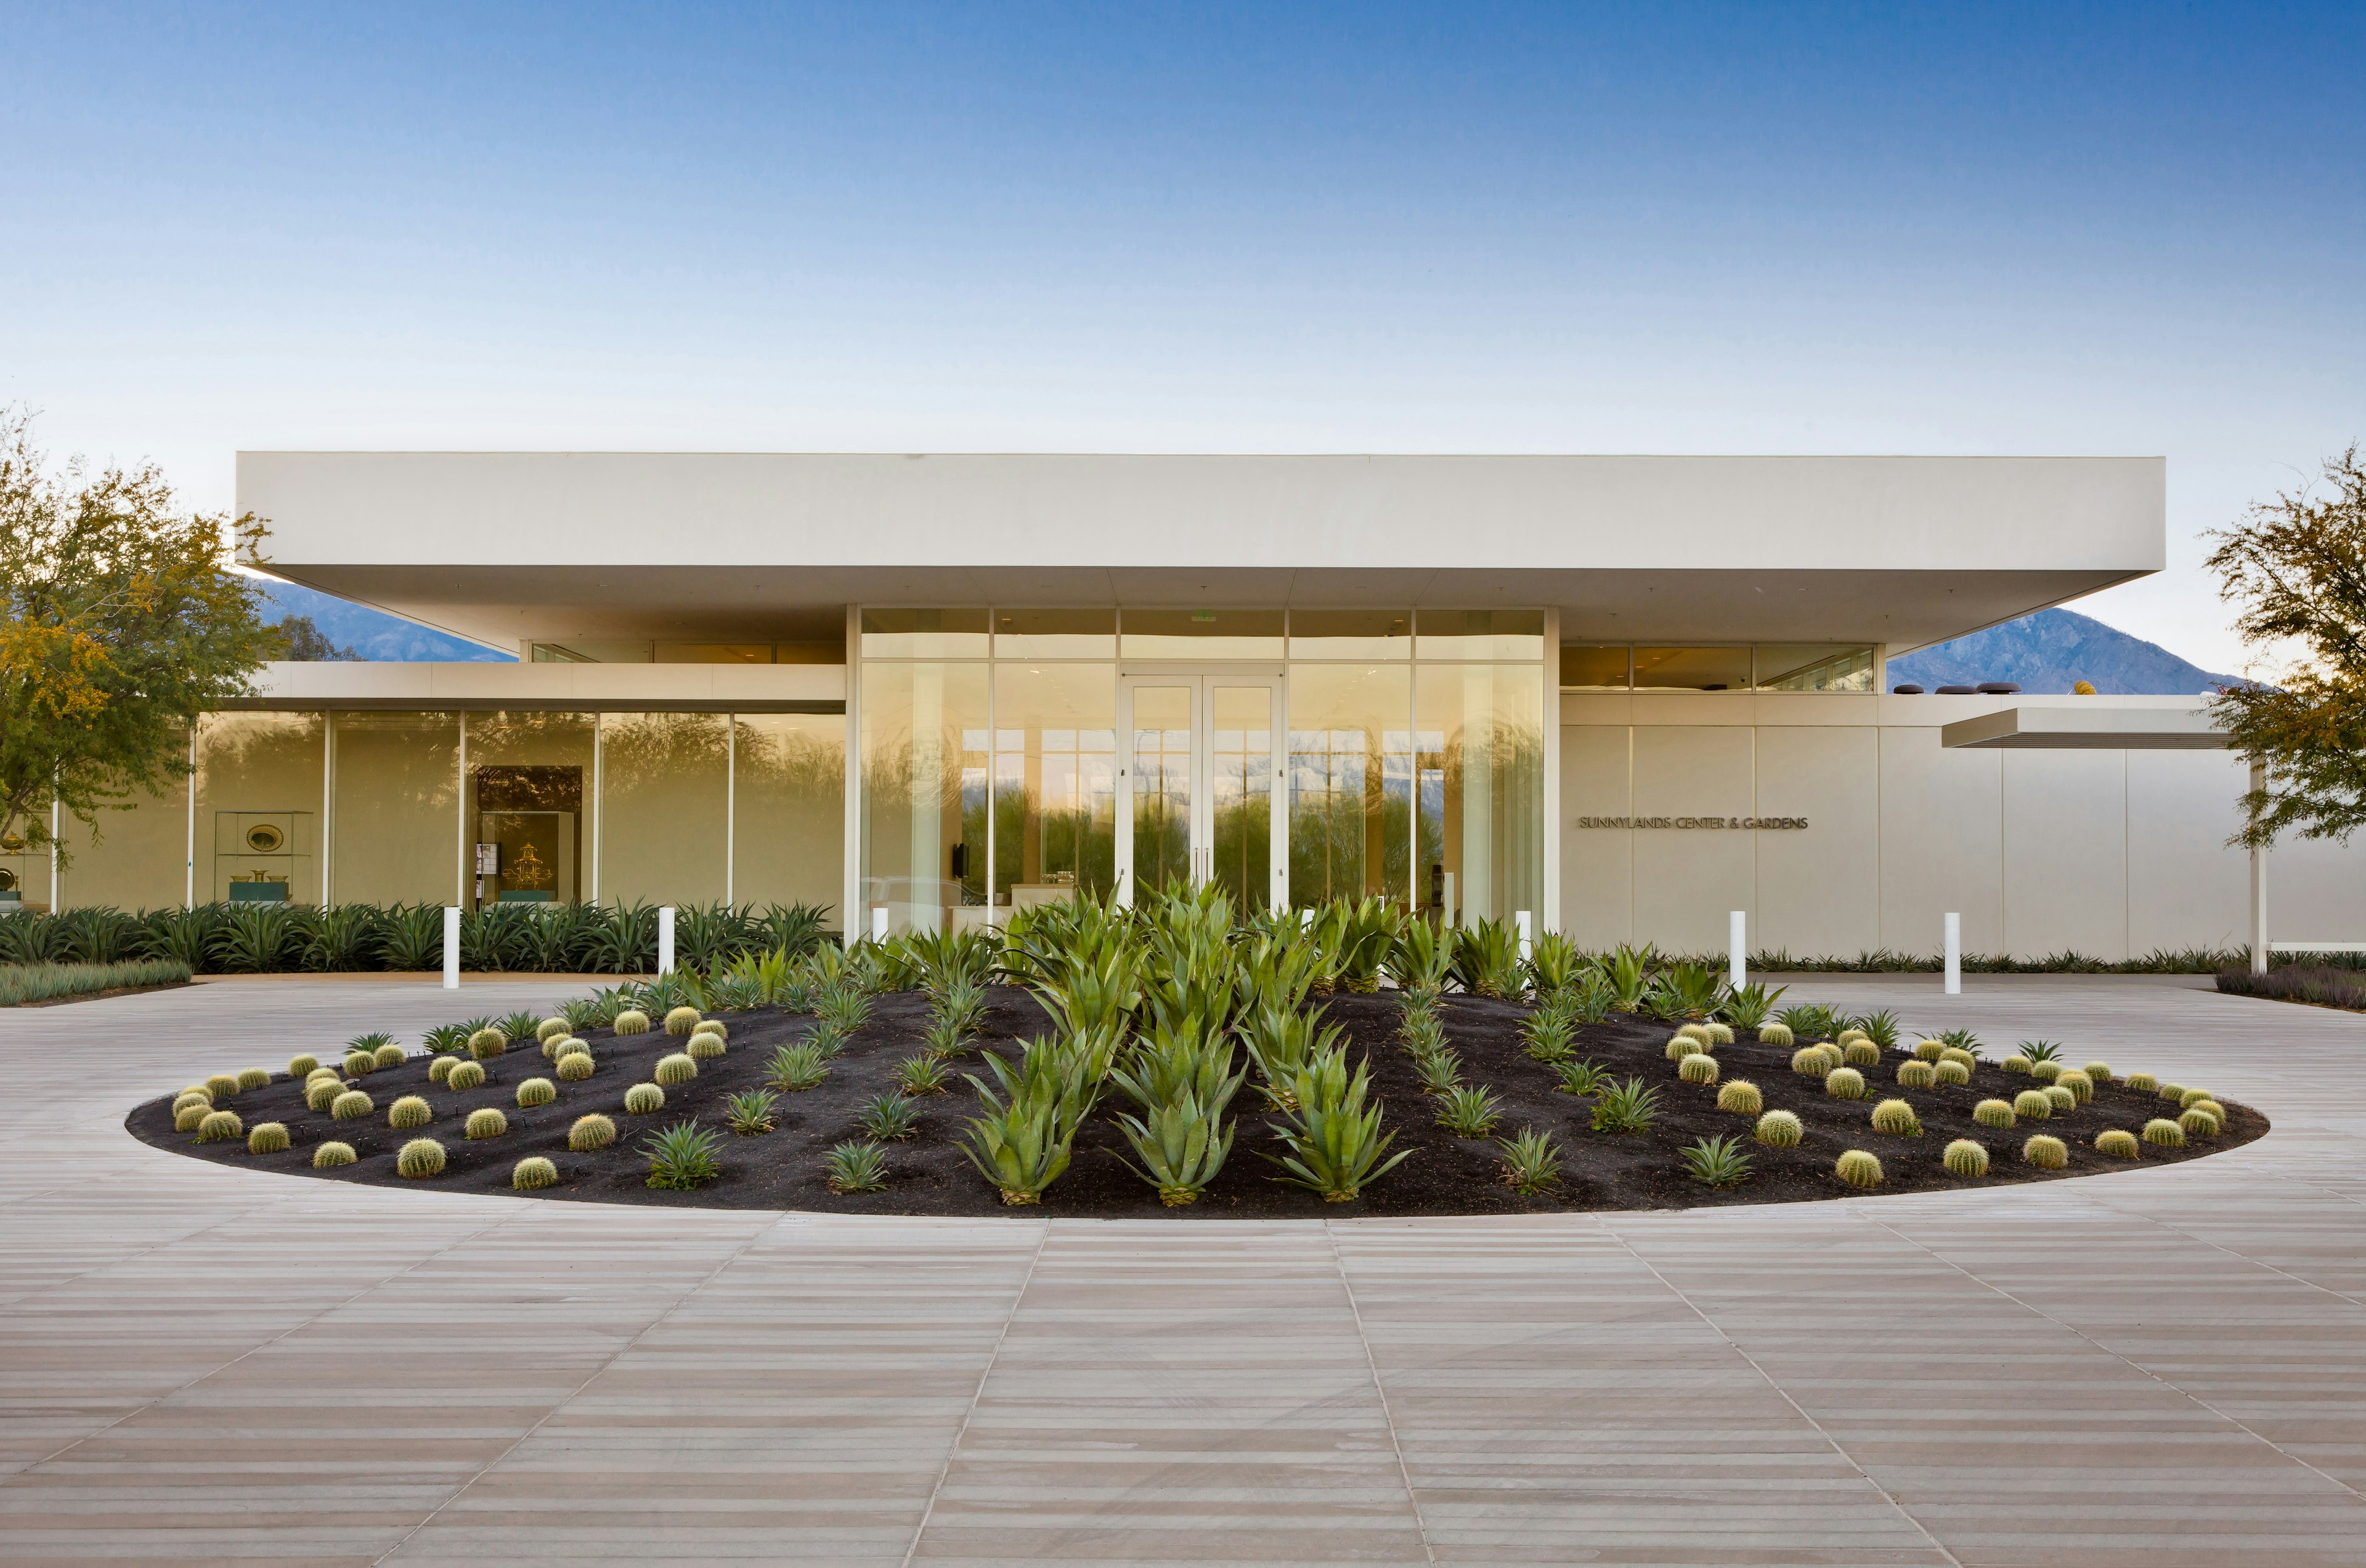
[1116,673,1285,911]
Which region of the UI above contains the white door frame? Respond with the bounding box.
[1115,668,1287,912]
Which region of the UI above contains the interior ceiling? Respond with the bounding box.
[273,563,2147,657]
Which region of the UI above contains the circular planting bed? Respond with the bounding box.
[128,981,2264,1216]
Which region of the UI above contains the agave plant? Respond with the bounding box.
[895,1054,951,1095]
[1262,1050,1411,1202]
[1519,1005,1575,1063]
[1643,961,1725,1021]
[1553,1058,1612,1096]
[1410,1046,1464,1095]
[301,904,384,972]
[1717,980,1787,1031]
[1774,1002,1845,1042]
[957,1094,1073,1205]
[1598,944,1656,1012]
[1384,917,1455,996]
[1680,1134,1754,1190]
[722,1088,779,1135]
[967,1035,1105,1142]
[643,1120,724,1190]
[824,1139,890,1193]
[1436,1084,1503,1137]
[1522,930,1584,999]
[1497,1127,1563,1195]
[580,901,660,975]
[214,903,304,973]
[2018,1039,2063,1065]
[1450,918,1525,999]
[1846,1009,1902,1052]
[137,905,226,970]
[752,901,833,960]
[856,1092,922,1141]
[1327,898,1404,993]
[1238,1005,1342,1111]
[1590,1077,1661,1134]
[1932,1026,1985,1058]
[766,1041,830,1091]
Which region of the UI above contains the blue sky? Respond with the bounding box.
[5,1,2361,670]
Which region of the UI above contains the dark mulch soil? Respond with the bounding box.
[126,988,2267,1216]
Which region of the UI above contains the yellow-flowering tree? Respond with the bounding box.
[1,410,280,866]
[2206,445,2366,847]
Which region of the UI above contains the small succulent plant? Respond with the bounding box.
[2054,1069,2093,1103]
[2156,1081,2187,1103]
[2189,1097,2225,1122]
[388,1095,433,1129]
[178,1083,214,1104]
[195,1109,243,1142]
[397,1138,446,1179]
[569,1113,617,1150]
[768,1042,831,1092]
[513,1156,559,1190]
[2011,1089,2051,1120]
[1897,1060,1937,1089]
[1497,1127,1563,1194]
[2123,1071,2158,1092]
[2001,1055,2032,1074]
[1702,1022,1734,1046]
[644,1120,724,1188]
[723,1088,779,1135]
[692,1018,728,1041]
[372,1044,405,1070]
[664,1005,703,1036]
[2178,1107,2220,1137]
[331,1090,373,1120]
[1677,1053,1720,1086]
[1554,1058,1612,1096]
[1834,1149,1884,1189]
[1438,1085,1505,1137]
[516,1078,556,1108]
[2043,1085,2076,1114]
[2178,1087,2215,1110]
[174,1103,209,1132]
[1912,1039,1946,1062]
[2095,1129,2140,1159]
[1824,1067,1868,1101]
[438,1058,484,1092]
[1589,1078,1660,1134]
[2018,1039,2062,1065]
[2081,1060,2113,1084]
[205,1073,240,1098]
[557,1052,595,1081]
[173,1090,211,1115]
[1842,1040,1880,1069]
[1869,1098,1922,1137]
[467,1028,506,1061]
[613,1009,651,1034]
[2142,1118,2185,1147]
[304,1078,343,1111]
[1665,1036,1705,1062]
[2022,1134,2069,1169]
[687,1033,727,1061]
[654,1052,699,1087]
[1675,1022,1714,1046]
[1837,1028,1868,1047]
[1792,1047,1832,1078]
[1939,1046,1977,1070]
[341,1051,376,1077]
[1716,1079,1762,1115]
[858,1092,922,1141]
[286,1053,320,1078]
[465,1108,507,1140]
[555,1037,592,1061]
[624,1083,665,1115]
[894,1054,950,1095]
[1942,1138,1989,1177]
[825,1140,889,1193]
[1754,1109,1803,1148]
[536,1017,569,1044]
[1681,1133,1754,1189]
[1934,1059,1972,1086]
[428,1056,457,1084]
[2028,1058,2063,1084]
[1974,1097,2017,1127]
[1758,1021,1794,1047]
[312,1140,357,1168]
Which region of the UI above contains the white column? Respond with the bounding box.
[909,660,945,936]
[320,711,334,906]
[48,790,60,912]
[455,712,469,908]
[1728,910,1746,991]
[871,905,890,943]
[590,712,603,904]
[1461,660,1494,922]
[724,715,736,906]
[442,905,460,989]
[657,905,675,976]
[2249,760,2269,975]
[1540,606,1561,934]
[184,726,197,909]
[1944,912,1962,996]
[843,606,863,950]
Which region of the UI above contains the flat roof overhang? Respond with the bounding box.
[238,452,2166,654]
[1940,704,2227,749]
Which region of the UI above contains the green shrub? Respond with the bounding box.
[1934,1060,1971,1086]
[1913,1039,1946,1062]
[513,1156,559,1190]
[1665,1036,1704,1061]
[1437,1084,1504,1137]
[205,1073,241,1098]
[2055,1069,2093,1103]
[516,1077,556,1108]
[2043,1084,2076,1113]
[1842,1039,1880,1069]
[1943,1138,1989,1176]
[1825,1067,1867,1100]
[173,1103,210,1133]
[569,1113,616,1150]
[687,1033,726,1061]
[2022,1134,2068,1169]
[331,1090,372,1120]
[0,956,191,1005]
[556,1052,595,1081]
[858,1092,922,1141]
[826,1140,890,1193]
[1869,1098,1922,1136]
[304,1079,343,1111]
[2082,1060,2113,1084]
[768,1042,829,1092]
[2018,1040,2062,1065]
[1758,1021,1794,1047]
[445,1061,486,1092]
[2001,1055,2032,1075]
[1974,1097,2016,1127]
[723,1088,779,1135]
[397,1138,445,1178]
[1896,1060,1937,1088]
[1590,1077,1660,1134]
[2179,1107,2220,1137]
[664,1005,702,1036]
[465,1108,506,1140]
[2123,1071,2158,1092]
[1835,1149,1884,1188]
[1677,1053,1720,1086]
[894,1054,949,1095]
[1715,1079,1762,1115]
[654,1052,698,1086]
[312,1140,356,1168]
[428,1056,456,1084]
[2096,1129,2141,1158]
[613,1009,651,1034]
[1497,1127,1563,1195]
[2143,1118,2185,1147]
[388,1095,432,1129]
[1554,1058,1612,1097]
[286,1054,319,1078]
[1681,1133,1754,1189]
[2012,1089,2051,1120]
[466,1028,506,1060]
[624,1083,665,1115]
[1755,1109,1803,1147]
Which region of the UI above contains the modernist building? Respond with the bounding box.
[7,453,2360,957]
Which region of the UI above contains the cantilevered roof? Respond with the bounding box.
[237,452,2165,654]
[1940,703,2227,749]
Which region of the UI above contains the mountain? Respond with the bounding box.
[1887,607,2233,695]
[254,578,514,662]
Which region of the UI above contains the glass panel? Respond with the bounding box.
[859,661,989,935]
[993,664,1117,908]
[1121,607,1285,660]
[466,712,594,909]
[656,643,774,664]
[995,608,1117,660]
[1129,684,1194,896]
[733,714,845,919]
[1288,664,1412,906]
[1633,646,1752,691]
[1559,644,1631,689]
[1415,664,1545,925]
[1756,644,1876,693]
[196,712,325,905]
[330,712,459,906]
[774,641,847,665]
[1288,608,1410,660]
[59,733,188,911]
[860,608,990,659]
[1416,609,1545,662]
[601,712,730,908]
[1209,684,1274,912]
[532,641,652,662]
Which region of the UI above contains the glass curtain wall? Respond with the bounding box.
[1286,664,1411,905]
[600,713,731,907]
[195,712,326,904]
[465,712,594,909]
[55,727,190,911]
[733,714,845,912]
[331,713,460,905]
[859,653,990,936]
[993,662,1116,909]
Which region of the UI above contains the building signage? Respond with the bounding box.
[1574,816,1808,829]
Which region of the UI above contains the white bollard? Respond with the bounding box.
[1944,912,1961,996]
[1301,907,1314,932]
[871,906,890,943]
[657,905,675,976]
[1729,911,1747,991]
[1516,910,1533,964]
[442,906,460,989]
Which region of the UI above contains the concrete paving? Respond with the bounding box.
[1,972,2361,1565]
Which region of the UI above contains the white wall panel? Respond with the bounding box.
[1558,726,1633,949]
[2127,750,2250,953]
[2002,750,2128,961]
[2267,835,2366,948]
[1877,726,2004,956]
[1630,728,1756,955]
[1754,726,1879,959]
